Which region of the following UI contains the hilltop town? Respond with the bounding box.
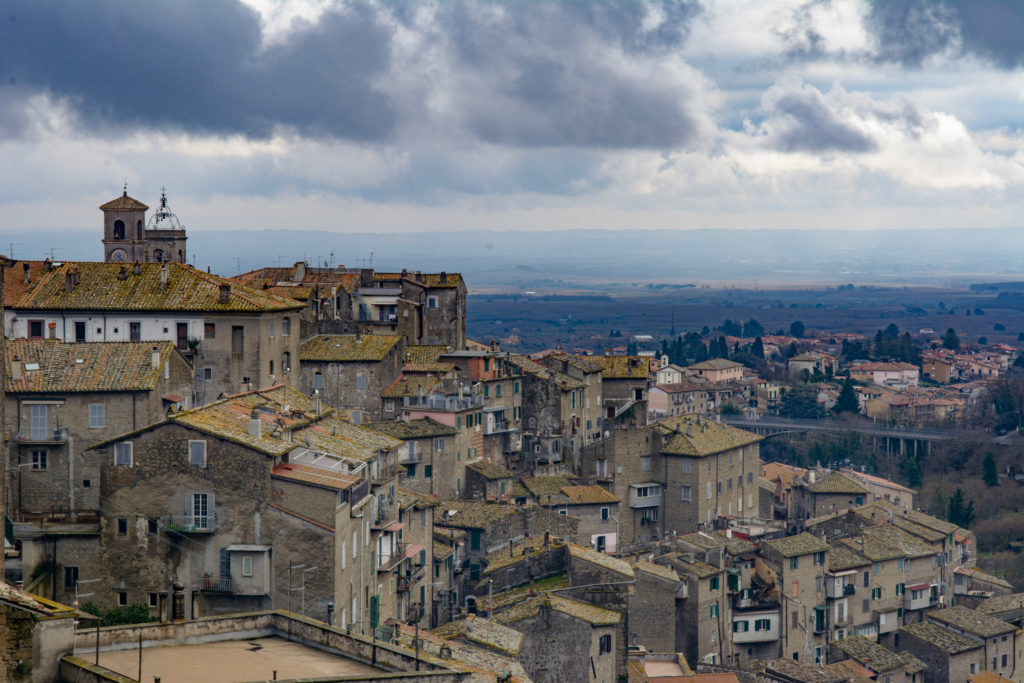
[3,191,1024,683]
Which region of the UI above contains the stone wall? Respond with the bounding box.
[628,568,677,652]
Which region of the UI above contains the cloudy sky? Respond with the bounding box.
[1,0,1022,233]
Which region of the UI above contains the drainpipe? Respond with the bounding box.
[67,432,74,521]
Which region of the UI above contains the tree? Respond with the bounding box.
[948,488,975,528]
[834,378,859,414]
[983,451,999,487]
[779,385,826,419]
[943,328,960,350]
[790,321,805,339]
[751,337,765,359]
[742,318,764,338]
[905,455,922,489]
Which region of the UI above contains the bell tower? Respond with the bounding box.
[101,184,149,263]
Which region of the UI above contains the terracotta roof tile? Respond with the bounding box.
[466,461,515,480]
[584,355,650,379]
[832,635,904,672]
[271,463,360,491]
[402,345,451,364]
[14,262,302,313]
[300,334,400,362]
[655,416,762,457]
[434,500,520,529]
[806,472,870,495]
[901,621,982,654]
[765,532,829,558]
[560,485,620,505]
[928,606,1016,638]
[5,339,180,393]
[364,418,456,440]
[494,594,620,627]
[99,192,149,210]
[382,374,442,398]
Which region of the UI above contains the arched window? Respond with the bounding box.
[313,371,324,390]
[136,220,143,236]
[113,220,125,239]
[153,249,164,262]
[178,249,183,262]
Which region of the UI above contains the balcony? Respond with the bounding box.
[196,576,232,592]
[398,449,421,465]
[826,576,856,599]
[163,514,216,534]
[397,568,425,592]
[15,427,68,445]
[905,584,937,611]
[629,483,662,509]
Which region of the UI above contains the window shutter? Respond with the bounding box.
[186,493,195,525]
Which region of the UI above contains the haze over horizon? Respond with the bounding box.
[0,0,1022,234]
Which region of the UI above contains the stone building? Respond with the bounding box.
[0,582,77,683]
[669,551,730,667]
[440,349,523,464]
[627,560,680,653]
[87,385,403,626]
[5,260,303,402]
[364,418,470,499]
[759,533,831,665]
[464,461,516,500]
[789,471,870,529]
[516,476,621,552]
[899,620,984,683]
[585,355,650,425]
[493,593,620,683]
[4,340,192,516]
[299,334,405,424]
[100,188,187,264]
[925,606,1020,682]
[827,635,917,682]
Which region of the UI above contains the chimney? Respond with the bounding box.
[686,422,693,437]
[292,261,306,282]
[160,263,169,292]
[151,347,161,370]
[64,268,77,292]
[809,470,816,485]
[249,409,262,438]
[22,262,29,285]
[11,360,23,382]
[312,389,322,415]
[218,283,231,304]
[117,265,128,281]
[440,271,448,284]
[133,260,142,276]
[43,258,52,272]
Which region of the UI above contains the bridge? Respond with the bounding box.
[721,415,964,459]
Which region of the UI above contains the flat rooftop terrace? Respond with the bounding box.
[97,636,381,682]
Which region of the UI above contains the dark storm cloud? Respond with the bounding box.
[769,88,878,153]
[429,1,706,148]
[866,0,1024,68]
[0,0,706,149]
[0,0,397,140]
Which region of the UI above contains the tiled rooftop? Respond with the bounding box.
[271,463,360,491]
[374,271,464,289]
[100,192,149,210]
[901,621,982,654]
[897,651,927,675]
[678,530,756,556]
[828,543,869,571]
[364,417,456,440]
[560,485,620,505]
[766,658,848,683]
[5,340,179,393]
[839,536,904,562]
[583,355,650,379]
[765,532,830,558]
[655,415,762,457]
[466,461,515,480]
[568,543,635,578]
[861,525,937,559]
[434,500,520,530]
[431,615,524,657]
[494,594,621,627]
[976,592,1024,616]
[928,605,1016,638]
[402,345,451,364]
[832,635,905,673]
[300,334,400,362]
[687,359,745,372]
[632,559,679,583]
[805,472,869,495]
[382,374,442,398]
[14,262,302,312]
[670,553,721,579]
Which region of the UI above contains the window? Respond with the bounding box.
[747,472,753,485]
[427,296,438,309]
[1003,654,1008,668]
[189,493,212,530]
[873,562,880,575]
[351,410,361,425]
[710,577,720,591]
[282,318,291,336]
[734,620,749,633]
[484,385,489,398]
[814,551,825,566]
[83,479,91,488]
[790,556,799,570]
[64,566,79,590]
[514,381,520,394]
[114,442,133,467]
[897,558,903,571]
[282,352,291,372]
[242,556,253,577]
[148,518,158,534]
[117,518,128,535]
[29,319,44,338]
[129,322,141,342]
[356,374,367,391]
[313,371,324,389]
[681,458,691,474]
[88,403,105,428]
[74,321,86,342]
[727,478,733,491]
[599,634,612,655]
[435,438,446,451]
[863,571,870,588]
[681,486,692,501]
[641,456,650,471]
[149,593,159,608]
[706,483,712,500]
[31,450,47,470]
[406,464,416,478]
[204,322,216,339]
[710,604,718,618]
[268,322,275,338]
[199,367,213,381]
[118,592,128,607]
[717,482,723,494]
[792,581,798,598]
[755,618,771,631]
[29,404,49,441]
[601,507,609,520]
[970,663,977,675]
[189,440,207,467]
[424,465,432,478]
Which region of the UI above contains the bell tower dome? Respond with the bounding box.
[101,185,149,263]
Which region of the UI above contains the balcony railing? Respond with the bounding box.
[16,428,68,444]
[197,576,232,592]
[399,450,422,465]
[398,568,425,592]
[163,514,216,533]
